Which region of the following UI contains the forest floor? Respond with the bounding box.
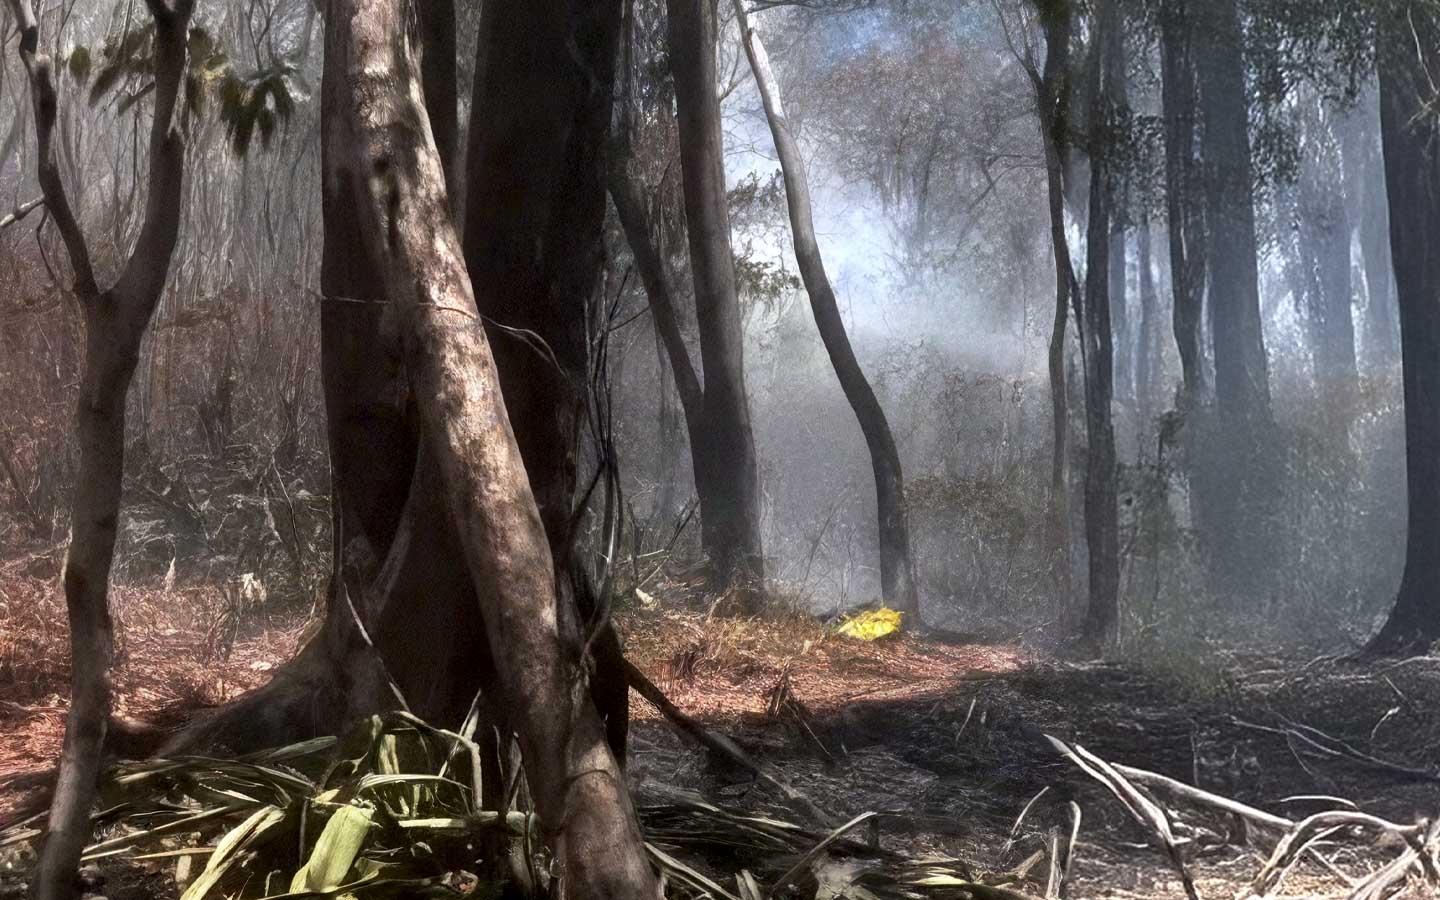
[2,570,1439,898]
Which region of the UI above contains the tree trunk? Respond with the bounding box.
[1023,0,1076,603]
[1159,0,1208,407]
[321,0,658,892]
[1136,220,1161,434]
[1368,1,1440,656]
[1110,225,1131,413]
[1078,0,1122,648]
[1340,87,1400,371]
[463,0,631,758]
[8,1,196,897]
[731,0,919,620]
[664,0,766,593]
[1195,0,1271,426]
[1295,108,1358,393]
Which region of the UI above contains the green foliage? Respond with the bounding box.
[217,66,298,156]
[65,23,297,158]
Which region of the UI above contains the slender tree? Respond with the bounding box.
[1368,0,1440,655]
[1159,0,1208,407]
[664,0,766,593]
[1135,218,1162,435]
[1007,0,1075,599]
[731,0,920,620]
[6,1,196,896]
[1079,0,1122,646]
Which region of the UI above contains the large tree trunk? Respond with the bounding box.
[732,0,919,620]
[1159,0,1208,407]
[462,0,631,757]
[664,0,766,593]
[167,0,633,759]
[1368,1,1440,656]
[8,1,196,897]
[1078,0,1122,648]
[321,0,658,892]
[1194,0,1271,426]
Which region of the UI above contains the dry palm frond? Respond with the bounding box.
[3,713,1051,900]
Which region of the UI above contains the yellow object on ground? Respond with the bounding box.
[835,607,903,641]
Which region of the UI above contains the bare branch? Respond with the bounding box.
[6,0,97,298]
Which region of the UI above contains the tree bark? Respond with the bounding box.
[321,0,658,892]
[664,0,766,593]
[731,0,919,620]
[1019,0,1076,603]
[463,0,631,758]
[7,1,196,897]
[1368,0,1440,656]
[1159,0,1207,407]
[1079,0,1122,648]
[1136,219,1161,434]
[1340,87,1400,371]
[1194,0,1271,426]
[1295,108,1358,393]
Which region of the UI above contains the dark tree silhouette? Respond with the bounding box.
[1368,0,1440,656]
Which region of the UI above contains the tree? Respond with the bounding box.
[1339,86,1401,371]
[663,0,767,594]
[730,0,919,619]
[1195,0,1272,426]
[1158,0,1207,406]
[1003,0,1076,599]
[1368,0,1440,655]
[6,0,196,896]
[317,0,659,892]
[1289,98,1359,394]
[1078,0,1122,646]
[462,0,633,755]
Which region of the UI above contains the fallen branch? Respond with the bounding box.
[1110,762,1295,833]
[1231,716,1440,784]
[1046,735,1201,900]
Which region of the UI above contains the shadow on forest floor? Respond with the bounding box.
[628,634,1440,898]
[3,583,1439,898]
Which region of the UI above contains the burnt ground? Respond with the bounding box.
[2,579,1439,898]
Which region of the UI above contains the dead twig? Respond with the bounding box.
[1046,735,1201,900]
